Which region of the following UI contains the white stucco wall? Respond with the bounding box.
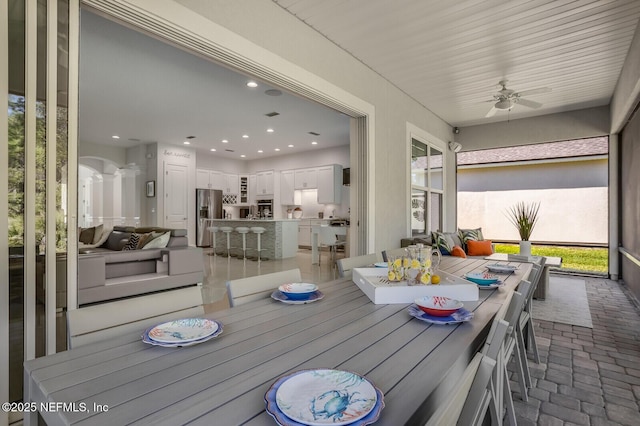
[458,187,608,244]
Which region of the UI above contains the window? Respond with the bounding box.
[411,138,443,235]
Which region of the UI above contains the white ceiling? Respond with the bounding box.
[274,0,640,127]
[79,11,350,161]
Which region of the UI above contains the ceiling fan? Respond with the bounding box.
[485,80,551,117]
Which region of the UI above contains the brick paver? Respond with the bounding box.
[511,276,640,425]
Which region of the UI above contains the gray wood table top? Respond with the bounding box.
[24,256,531,426]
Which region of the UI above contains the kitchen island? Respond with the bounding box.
[208,219,299,259]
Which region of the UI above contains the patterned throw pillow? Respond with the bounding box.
[431,231,455,255]
[458,228,484,251]
[122,233,141,251]
[142,231,171,249]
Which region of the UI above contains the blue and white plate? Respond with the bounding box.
[142,319,223,347]
[476,281,503,290]
[265,369,384,426]
[374,262,388,268]
[271,290,324,305]
[147,318,219,343]
[486,264,517,274]
[408,304,474,325]
[464,272,500,285]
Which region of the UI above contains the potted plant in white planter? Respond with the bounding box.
[506,201,540,256]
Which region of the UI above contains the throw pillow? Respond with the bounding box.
[142,231,171,249]
[122,233,141,251]
[91,224,104,244]
[450,245,467,258]
[466,240,494,256]
[136,232,154,249]
[79,227,95,244]
[431,231,455,255]
[458,227,484,249]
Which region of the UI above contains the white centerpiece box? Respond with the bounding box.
[352,268,479,304]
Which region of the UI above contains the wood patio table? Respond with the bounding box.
[24,257,531,426]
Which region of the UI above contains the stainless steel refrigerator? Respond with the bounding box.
[196,189,223,247]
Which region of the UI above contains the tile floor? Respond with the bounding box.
[200,247,343,312]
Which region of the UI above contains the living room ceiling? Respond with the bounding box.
[273,0,640,127]
[79,11,350,161]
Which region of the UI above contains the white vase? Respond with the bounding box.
[519,240,531,256]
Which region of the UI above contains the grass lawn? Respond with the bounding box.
[494,244,608,273]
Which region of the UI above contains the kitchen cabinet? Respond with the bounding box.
[294,168,317,189]
[256,170,274,197]
[280,170,295,205]
[239,175,249,204]
[196,169,222,189]
[249,175,257,204]
[196,169,238,194]
[317,164,343,204]
[298,221,311,247]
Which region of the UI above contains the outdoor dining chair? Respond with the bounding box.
[67,285,204,348]
[226,268,302,307]
[336,253,382,278]
[381,247,407,262]
[518,258,546,365]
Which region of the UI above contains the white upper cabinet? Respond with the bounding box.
[294,168,318,189]
[249,175,257,204]
[317,165,343,204]
[196,169,238,194]
[256,170,274,197]
[280,170,295,205]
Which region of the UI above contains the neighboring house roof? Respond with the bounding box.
[457,137,608,166]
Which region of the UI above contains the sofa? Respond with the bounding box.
[401,228,495,259]
[77,226,203,305]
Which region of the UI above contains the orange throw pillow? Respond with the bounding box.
[450,245,467,258]
[466,240,493,256]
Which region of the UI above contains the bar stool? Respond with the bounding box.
[235,226,250,259]
[219,226,234,258]
[250,226,267,262]
[207,225,219,256]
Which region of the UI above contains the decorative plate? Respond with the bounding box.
[143,320,223,347]
[374,262,388,268]
[408,304,474,325]
[464,272,500,285]
[486,264,517,274]
[271,290,324,305]
[476,281,503,290]
[147,318,219,344]
[266,369,382,426]
[414,295,464,316]
[278,283,319,300]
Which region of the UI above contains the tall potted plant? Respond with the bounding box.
[506,201,540,256]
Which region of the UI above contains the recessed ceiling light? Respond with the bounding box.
[267,128,274,133]
[246,81,258,88]
[275,148,280,152]
[242,134,249,139]
[288,144,294,148]
[222,139,228,143]
[183,141,190,145]
[112,135,120,139]
[258,150,263,153]
[210,148,216,152]
[240,154,246,158]
[311,141,318,145]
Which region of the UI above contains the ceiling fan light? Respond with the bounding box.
[495,99,513,110]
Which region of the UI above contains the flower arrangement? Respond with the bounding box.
[506,201,540,241]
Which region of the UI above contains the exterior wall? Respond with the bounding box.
[458,159,608,244]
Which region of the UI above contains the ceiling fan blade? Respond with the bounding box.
[485,106,498,117]
[517,98,543,109]
[516,87,551,97]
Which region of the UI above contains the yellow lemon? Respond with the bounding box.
[431,275,441,284]
[387,270,396,281]
[393,259,402,268]
[411,259,420,269]
[403,258,410,268]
